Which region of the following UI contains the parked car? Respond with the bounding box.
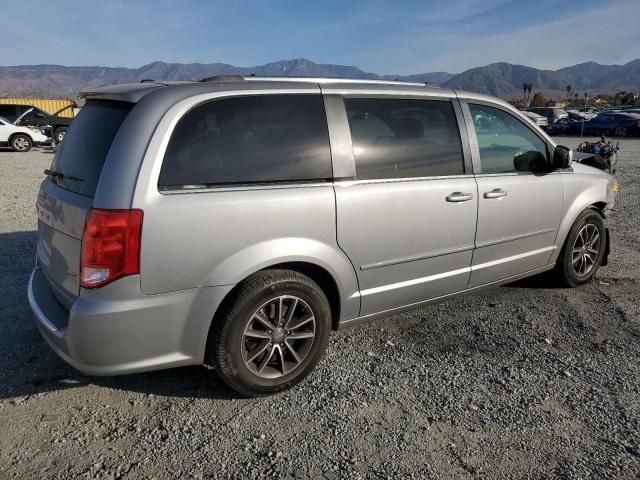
[29,77,616,396]
[0,104,73,143]
[0,115,48,152]
[567,109,596,120]
[520,110,548,128]
[547,111,588,135]
[581,112,640,137]
[525,107,568,124]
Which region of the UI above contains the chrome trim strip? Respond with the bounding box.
[160,181,333,194]
[356,266,471,297]
[335,174,474,187]
[471,246,555,270]
[338,263,556,330]
[355,246,555,298]
[360,244,475,271]
[475,228,555,249]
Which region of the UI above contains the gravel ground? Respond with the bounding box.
[1,138,639,479]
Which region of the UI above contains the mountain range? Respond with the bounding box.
[1,57,638,101]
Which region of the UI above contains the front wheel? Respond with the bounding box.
[53,127,67,143]
[10,134,32,152]
[554,210,606,287]
[207,270,331,396]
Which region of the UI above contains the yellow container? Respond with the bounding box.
[0,98,76,118]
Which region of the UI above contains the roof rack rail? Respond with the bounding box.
[139,79,156,83]
[199,75,246,83]
[242,76,432,87]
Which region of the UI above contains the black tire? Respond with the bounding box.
[53,127,67,143]
[207,269,331,396]
[614,126,627,137]
[10,134,32,152]
[554,209,606,287]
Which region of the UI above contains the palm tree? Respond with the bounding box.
[522,83,528,105]
[566,85,572,105]
[525,83,533,106]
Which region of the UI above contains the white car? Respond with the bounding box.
[0,116,48,152]
[520,110,549,128]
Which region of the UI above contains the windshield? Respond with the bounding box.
[48,100,133,197]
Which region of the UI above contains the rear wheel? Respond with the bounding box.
[554,210,606,287]
[207,270,331,396]
[614,126,627,137]
[10,134,32,152]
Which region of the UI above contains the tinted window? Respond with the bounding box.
[159,94,331,187]
[344,98,464,179]
[49,100,132,197]
[469,104,548,174]
[0,105,18,121]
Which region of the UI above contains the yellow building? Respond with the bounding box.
[0,98,76,118]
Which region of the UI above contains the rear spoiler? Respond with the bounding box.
[79,82,168,103]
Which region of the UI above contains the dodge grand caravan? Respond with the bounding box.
[29,77,617,396]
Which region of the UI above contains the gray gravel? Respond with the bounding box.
[1,138,639,479]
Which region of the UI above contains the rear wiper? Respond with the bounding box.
[44,169,84,182]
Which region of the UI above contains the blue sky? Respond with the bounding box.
[3,0,639,73]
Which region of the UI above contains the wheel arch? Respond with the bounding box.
[8,132,33,151]
[9,131,33,143]
[203,259,348,368]
[551,186,609,264]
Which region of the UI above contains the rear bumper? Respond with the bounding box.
[28,267,233,376]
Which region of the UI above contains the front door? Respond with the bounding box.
[464,102,564,287]
[334,96,478,316]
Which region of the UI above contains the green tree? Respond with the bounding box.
[522,83,528,104]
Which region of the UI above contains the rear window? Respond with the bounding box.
[49,100,132,197]
[158,94,332,188]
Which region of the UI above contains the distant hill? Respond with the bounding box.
[445,59,640,98]
[0,57,638,100]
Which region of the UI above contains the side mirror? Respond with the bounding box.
[552,145,573,169]
[514,150,548,172]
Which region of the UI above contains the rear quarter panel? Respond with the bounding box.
[130,90,361,323]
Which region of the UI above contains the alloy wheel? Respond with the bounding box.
[572,223,600,276]
[13,136,30,151]
[241,295,316,379]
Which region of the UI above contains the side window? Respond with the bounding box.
[159,94,332,187]
[0,105,17,122]
[344,98,464,180]
[469,104,548,174]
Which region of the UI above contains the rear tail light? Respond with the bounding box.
[80,209,143,288]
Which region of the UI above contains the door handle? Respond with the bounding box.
[446,192,474,203]
[483,188,508,199]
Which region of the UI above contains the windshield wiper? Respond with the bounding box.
[44,169,84,182]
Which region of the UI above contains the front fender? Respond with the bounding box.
[551,177,609,263]
[205,237,360,322]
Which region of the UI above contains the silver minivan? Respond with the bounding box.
[29,77,617,396]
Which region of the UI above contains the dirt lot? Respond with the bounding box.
[1,139,639,479]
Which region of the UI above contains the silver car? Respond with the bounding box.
[29,77,617,396]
